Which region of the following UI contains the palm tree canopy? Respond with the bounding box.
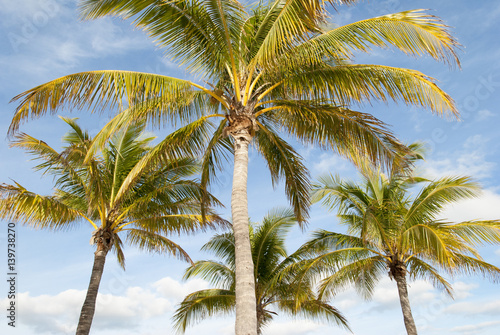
[307,145,500,300]
[173,208,349,333]
[9,0,461,222]
[0,117,226,267]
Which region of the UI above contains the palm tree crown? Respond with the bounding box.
[173,208,349,334]
[307,145,500,334]
[0,117,224,334]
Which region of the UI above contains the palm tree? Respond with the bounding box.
[173,208,349,334]
[307,146,500,335]
[8,2,462,334]
[0,117,224,335]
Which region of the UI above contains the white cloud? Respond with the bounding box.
[153,277,209,301]
[451,320,500,334]
[312,153,352,176]
[475,109,495,121]
[424,135,496,180]
[440,189,500,222]
[445,300,500,316]
[451,282,478,300]
[266,320,330,335]
[3,277,207,334]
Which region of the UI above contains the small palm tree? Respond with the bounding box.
[0,118,224,335]
[307,146,500,335]
[173,208,349,334]
[8,2,462,334]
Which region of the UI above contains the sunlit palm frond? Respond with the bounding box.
[184,260,234,289]
[9,70,196,135]
[266,101,407,169]
[405,176,480,227]
[278,299,350,330]
[289,9,460,66]
[254,124,310,223]
[0,183,84,229]
[173,289,235,333]
[273,64,457,117]
[125,228,192,262]
[440,220,500,247]
[406,257,453,296]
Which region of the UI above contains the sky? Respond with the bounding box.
[0,0,500,334]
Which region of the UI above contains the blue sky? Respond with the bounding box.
[1,0,500,334]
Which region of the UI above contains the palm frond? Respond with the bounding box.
[254,124,310,223]
[290,9,460,66]
[274,64,457,117]
[173,289,235,333]
[9,70,197,135]
[0,183,84,229]
[125,228,192,263]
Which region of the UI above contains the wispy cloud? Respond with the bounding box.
[423,134,496,180]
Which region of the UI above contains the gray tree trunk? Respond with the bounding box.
[76,249,107,335]
[231,133,258,335]
[394,272,418,335]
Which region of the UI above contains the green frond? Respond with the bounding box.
[275,64,458,117]
[173,289,235,334]
[113,234,126,270]
[9,70,196,135]
[318,254,386,300]
[278,299,350,331]
[252,0,347,65]
[80,0,244,77]
[405,176,480,226]
[254,124,310,223]
[184,260,234,289]
[112,118,212,207]
[447,253,500,282]
[442,220,500,247]
[291,9,460,66]
[125,228,192,263]
[0,183,84,230]
[406,257,453,296]
[266,102,406,170]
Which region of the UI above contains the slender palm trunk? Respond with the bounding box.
[76,247,108,335]
[393,272,418,335]
[231,133,258,335]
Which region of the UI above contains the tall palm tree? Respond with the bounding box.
[307,146,500,335]
[0,117,224,335]
[173,208,349,334]
[8,2,462,334]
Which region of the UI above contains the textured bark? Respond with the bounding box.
[231,132,258,335]
[75,249,107,335]
[76,229,113,335]
[394,271,418,335]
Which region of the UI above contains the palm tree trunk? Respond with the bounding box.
[394,272,418,335]
[76,249,107,335]
[231,133,258,335]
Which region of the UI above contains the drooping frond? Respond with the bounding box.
[125,228,192,263]
[184,260,234,289]
[405,176,480,227]
[406,257,453,296]
[254,125,310,223]
[278,299,350,331]
[274,64,458,117]
[265,101,407,169]
[9,70,197,135]
[441,220,500,247]
[173,289,235,333]
[289,9,460,66]
[80,0,245,77]
[0,183,85,229]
